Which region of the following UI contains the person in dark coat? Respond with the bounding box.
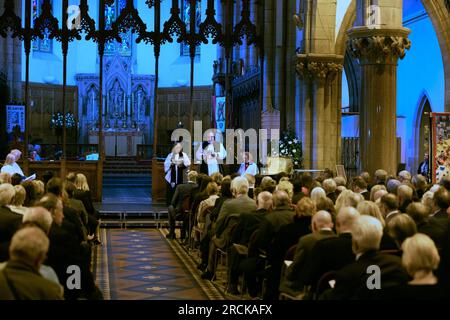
[0,184,22,262]
[0,226,63,300]
[322,216,408,300]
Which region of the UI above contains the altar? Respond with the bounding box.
[89,129,143,157]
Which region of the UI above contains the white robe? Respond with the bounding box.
[164,152,191,185]
[196,143,227,176]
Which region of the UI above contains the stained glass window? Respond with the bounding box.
[32,0,53,53]
[181,0,201,56]
[104,0,132,56]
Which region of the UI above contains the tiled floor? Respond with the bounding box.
[95,228,224,300]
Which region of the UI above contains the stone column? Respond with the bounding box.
[348,27,411,176]
[261,0,279,130]
[0,0,22,101]
[296,54,343,170]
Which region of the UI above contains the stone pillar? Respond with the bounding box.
[0,0,22,101]
[296,54,343,169]
[347,28,411,176]
[261,0,279,130]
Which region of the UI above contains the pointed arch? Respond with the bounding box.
[413,91,433,173]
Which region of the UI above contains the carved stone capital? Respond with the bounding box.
[296,54,344,81]
[347,27,411,65]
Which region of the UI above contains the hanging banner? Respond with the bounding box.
[6,105,25,133]
[432,112,450,183]
[215,96,226,133]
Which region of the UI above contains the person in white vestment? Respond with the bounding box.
[196,131,227,176]
[164,143,191,205]
[237,152,258,176]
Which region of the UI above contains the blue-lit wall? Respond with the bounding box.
[21,0,217,87]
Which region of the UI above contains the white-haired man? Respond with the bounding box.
[0,184,23,261]
[201,176,256,280]
[10,149,25,177]
[0,226,63,299]
[1,207,62,288]
[323,215,408,299]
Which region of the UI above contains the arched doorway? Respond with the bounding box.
[414,94,432,173]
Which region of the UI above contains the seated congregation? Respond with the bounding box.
[0,166,102,300]
[168,169,450,300]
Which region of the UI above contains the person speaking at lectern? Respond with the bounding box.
[164,143,191,206]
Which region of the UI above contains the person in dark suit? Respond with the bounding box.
[227,191,272,294]
[0,184,22,262]
[322,216,409,300]
[352,176,370,200]
[431,187,450,220]
[265,197,316,299]
[397,185,413,213]
[305,207,359,290]
[238,190,294,297]
[201,177,256,280]
[167,170,198,239]
[386,214,417,249]
[0,226,63,300]
[73,173,100,243]
[417,153,430,182]
[280,211,336,297]
[380,193,400,225]
[36,194,101,300]
[47,178,87,244]
[406,202,448,249]
[322,178,337,203]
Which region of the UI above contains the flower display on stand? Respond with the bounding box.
[271,128,303,169]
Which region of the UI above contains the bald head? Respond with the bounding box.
[336,207,360,234]
[256,191,273,211]
[312,210,333,233]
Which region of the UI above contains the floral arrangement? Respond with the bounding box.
[50,112,76,129]
[271,128,303,168]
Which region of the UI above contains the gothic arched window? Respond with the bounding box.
[32,0,53,53]
[181,0,201,56]
[104,0,132,56]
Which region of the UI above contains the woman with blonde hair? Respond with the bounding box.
[8,185,28,215]
[335,189,362,215]
[32,180,45,200]
[277,180,294,201]
[357,200,385,226]
[74,173,99,244]
[381,234,444,299]
[1,154,17,176]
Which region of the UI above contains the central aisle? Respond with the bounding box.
[94,228,225,300]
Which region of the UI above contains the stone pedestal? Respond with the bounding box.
[348,27,411,176]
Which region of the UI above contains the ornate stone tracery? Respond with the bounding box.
[347,29,412,65]
[296,55,344,81]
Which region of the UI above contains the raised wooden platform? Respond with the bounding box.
[22,159,103,202]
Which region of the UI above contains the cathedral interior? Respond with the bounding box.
[1,0,450,303]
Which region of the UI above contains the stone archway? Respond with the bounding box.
[413,92,433,173]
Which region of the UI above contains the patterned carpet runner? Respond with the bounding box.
[95,228,225,300]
